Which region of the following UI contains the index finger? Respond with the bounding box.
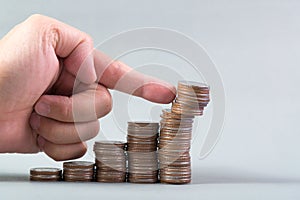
[93,50,176,104]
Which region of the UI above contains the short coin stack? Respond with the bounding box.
[63,161,94,182]
[127,122,159,183]
[159,81,210,184]
[94,141,127,182]
[172,81,210,116]
[30,167,62,181]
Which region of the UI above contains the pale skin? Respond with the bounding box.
[0,14,176,161]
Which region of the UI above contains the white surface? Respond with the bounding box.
[1,0,300,199]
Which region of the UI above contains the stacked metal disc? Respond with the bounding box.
[159,81,210,184]
[63,161,94,182]
[172,81,210,116]
[30,167,62,181]
[127,122,159,183]
[159,109,194,184]
[94,141,127,182]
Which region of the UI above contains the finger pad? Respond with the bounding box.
[142,84,176,104]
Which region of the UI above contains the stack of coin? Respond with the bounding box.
[159,109,193,184]
[172,81,210,116]
[159,81,210,184]
[30,167,62,181]
[94,141,127,183]
[127,122,159,183]
[63,161,94,182]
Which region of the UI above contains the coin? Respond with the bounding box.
[63,161,94,182]
[160,165,192,184]
[158,107,193,184]
[172,81,210,116]
[158,81,210,184]
[128,171,159,184]
[94,141,126,183]
[63,161,94,169]
[30,167,62,182]
[178,81,209,92]
[30,81,209,185]
[127,122,159,183]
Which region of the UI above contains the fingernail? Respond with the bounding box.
[37,136,46,150]
[36,102,50,116]
[30,113,40,130]
[163,81,176,93]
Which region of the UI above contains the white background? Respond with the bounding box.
[0,0,300,199]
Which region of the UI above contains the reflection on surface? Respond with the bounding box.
[1,168,300,185]
[193,167,300,185]
[0,173,28,182]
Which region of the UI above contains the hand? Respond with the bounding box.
[0,14,175,160]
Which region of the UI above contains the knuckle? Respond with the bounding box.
[99,60,123,87]
[47,143,87,161]
[37,118,54,140]
[24,14,59,52]
[47,147,65,161]
[78,121,99,142]
[98,88,112,117]
[109,61,122,77]
[61,98,73,120]
[84,33,94,46]
[74,143,87,159]
[95,120,100,134]
[46,149,63,162]
[26,14,45,22]
[51,155,64,162]
[91,120,100,137]
[25,14,49,29]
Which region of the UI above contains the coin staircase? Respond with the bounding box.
[30,81,210,184]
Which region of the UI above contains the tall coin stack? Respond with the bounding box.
[127,122,159,183]
[63,161,95,182]
[159,81,210,184]
[94,141,127,182]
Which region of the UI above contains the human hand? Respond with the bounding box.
[0,14,175,160]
